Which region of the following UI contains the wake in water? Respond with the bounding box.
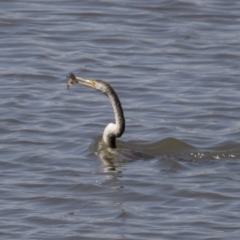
[89,136,240,172]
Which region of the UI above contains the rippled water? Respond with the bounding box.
[1,0,240,239]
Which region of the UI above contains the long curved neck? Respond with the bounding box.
[103,83,125,148]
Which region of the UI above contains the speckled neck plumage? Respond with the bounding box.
[101,81,125,148]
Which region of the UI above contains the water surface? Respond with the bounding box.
[1,0,240,239]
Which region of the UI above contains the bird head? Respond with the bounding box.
[67,73,110,95]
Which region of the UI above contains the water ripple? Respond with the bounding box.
[1,0,240,239]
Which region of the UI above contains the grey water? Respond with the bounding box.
[1,0,240,239]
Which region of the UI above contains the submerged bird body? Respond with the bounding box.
[67,73,125,148]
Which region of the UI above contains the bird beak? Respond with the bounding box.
[67,73,95,90]
[75,76,96,89]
